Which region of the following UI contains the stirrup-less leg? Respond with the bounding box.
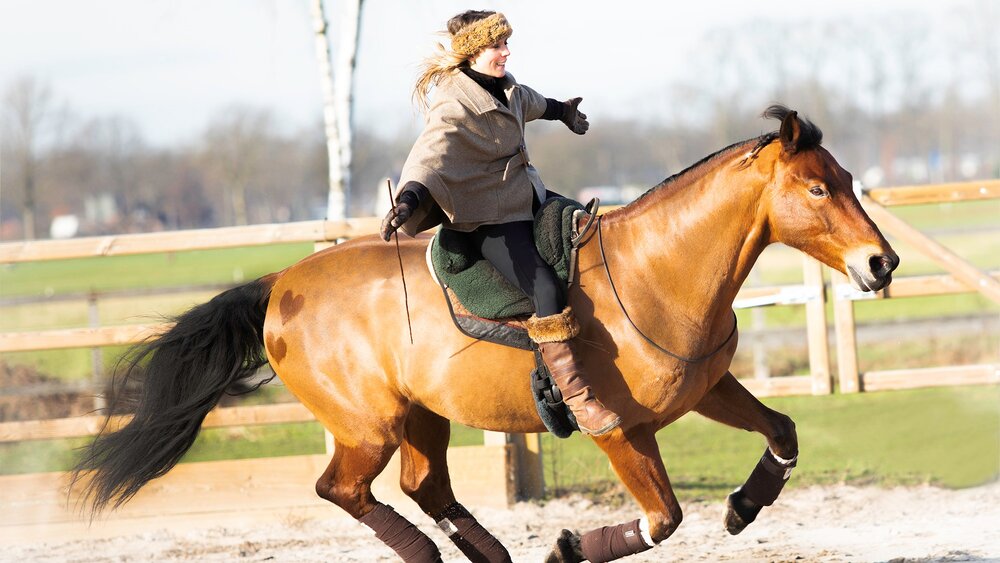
[526,306,621,436]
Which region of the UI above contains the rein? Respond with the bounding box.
[596,216,738,364]
[386,179,414,345]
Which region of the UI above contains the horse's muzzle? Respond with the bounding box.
[848,251,899,292]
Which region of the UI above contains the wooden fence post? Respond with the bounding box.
[831,271,862,393]
[484,431,544,501]
[749,269,770,380]
[803,256,832,394]
[513,433,544,500]
[87,292,107,412]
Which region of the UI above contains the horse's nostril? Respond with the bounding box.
[868,254,896,277]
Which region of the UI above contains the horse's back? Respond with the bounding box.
[280,234,431,286]
[265,233,439,355]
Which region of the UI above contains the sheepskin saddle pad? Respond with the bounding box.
[429,196,587,326]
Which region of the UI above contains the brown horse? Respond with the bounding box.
[74,106,897,562]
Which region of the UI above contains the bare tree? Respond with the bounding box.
[684,28,761,147]
[200,105,275,226]
[74,116,147,230]
[2,76,54,239]
[311,0,364,221]
[143,153,212,230]
[961,0,1000,176]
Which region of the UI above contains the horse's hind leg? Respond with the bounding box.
[693,371,799,535]
[315,432,442,562]
[399,405,512,563]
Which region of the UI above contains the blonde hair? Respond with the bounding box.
[412,11,512,113]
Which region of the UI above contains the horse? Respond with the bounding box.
[73,106,898,562]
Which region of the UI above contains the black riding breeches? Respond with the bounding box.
[461,221,565,317]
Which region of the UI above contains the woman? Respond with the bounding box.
[380,10,620,437]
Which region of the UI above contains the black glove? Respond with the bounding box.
[561,97,589,135]
[380,201,413,241]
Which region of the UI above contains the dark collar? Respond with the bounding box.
[461,66,501,89]
[460,66,511,108]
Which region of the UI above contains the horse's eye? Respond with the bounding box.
[808,186,827,197]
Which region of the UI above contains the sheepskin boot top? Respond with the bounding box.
[526,306,621,436]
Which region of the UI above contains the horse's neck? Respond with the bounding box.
[600,151,770,328]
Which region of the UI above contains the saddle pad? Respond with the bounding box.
[441,287,534,351]
[430,197,586,319]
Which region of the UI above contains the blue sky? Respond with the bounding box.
[0,0,972,146]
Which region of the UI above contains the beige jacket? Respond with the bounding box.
[397,69,549,235]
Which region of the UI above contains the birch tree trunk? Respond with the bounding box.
[310,0,363,221]
[334,0,362,219]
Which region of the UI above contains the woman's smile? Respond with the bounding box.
[471,39,510,78]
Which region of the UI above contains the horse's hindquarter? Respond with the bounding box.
[263,235,546,441]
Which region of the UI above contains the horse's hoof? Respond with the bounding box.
[725,489,761,535]
[544,528,584,563]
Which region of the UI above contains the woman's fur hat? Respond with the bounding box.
[450,12,513,56]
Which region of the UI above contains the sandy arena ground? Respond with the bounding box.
[7,482,999,562]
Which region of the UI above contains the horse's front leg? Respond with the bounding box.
[546,424,679,563]
[693,371,799,535]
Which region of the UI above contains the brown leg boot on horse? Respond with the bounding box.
[526,306,621,436]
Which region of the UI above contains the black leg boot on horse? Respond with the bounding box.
[526,306,621,436]
[693,372,800,535]
[358,503,443,563]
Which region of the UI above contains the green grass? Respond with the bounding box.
[887,199,1000,232]
[0,244,316,380]
[735,292,999,331]
[0,243,314,298]
[0,414,489,475]
[726,330,999,380]
[542,385,999,501]
[4,387,996,504]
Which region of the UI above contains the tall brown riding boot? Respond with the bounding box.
[526,307,621,436]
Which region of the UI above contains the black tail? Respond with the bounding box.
[72,274,278,515]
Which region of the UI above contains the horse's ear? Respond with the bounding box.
[779,110,801,154]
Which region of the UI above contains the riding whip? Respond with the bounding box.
[387,179,414,344]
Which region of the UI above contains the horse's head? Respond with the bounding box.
[760,106,899,291]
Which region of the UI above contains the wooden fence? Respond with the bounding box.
[1,180,997,542]
[2,414,513,544]
[836,180,1000,392]
[0,216,520,544]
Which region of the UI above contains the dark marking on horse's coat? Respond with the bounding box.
[279,290,305,324]
[266,333,287,363]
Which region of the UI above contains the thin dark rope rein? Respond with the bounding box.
[394,233,414,345]
[597,216,737,364]
[387,179,414,345]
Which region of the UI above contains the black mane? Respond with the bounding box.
[763,104,823,151]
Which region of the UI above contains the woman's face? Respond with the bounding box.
[469,39,510,78]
